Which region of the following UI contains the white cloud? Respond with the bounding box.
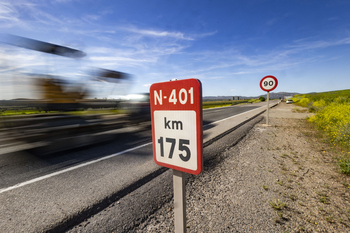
[0,1,21,27]
[286,36,350,51]
[197,31,218,38]
[123,27,194,41]
[174,35,350,77]
[82,14,101,22]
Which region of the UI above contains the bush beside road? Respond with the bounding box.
[292,90,350,175]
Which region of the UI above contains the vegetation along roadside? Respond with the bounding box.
[292,89,350,175]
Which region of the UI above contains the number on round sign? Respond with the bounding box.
[260,75,278,92]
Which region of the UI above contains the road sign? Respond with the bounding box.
[260,75,278,126]
[150,78,203,175]
[260,75,278,92]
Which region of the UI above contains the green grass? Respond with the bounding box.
[0,108,123,117]
[339,158,350,175]
[202,99,250,109]
[316,191,330,204]
[290,89,350,174]
[325,215,335,222]
[0,109,46,116]
[290,194,297,201]
[294,89,350,104]
[269,199,287,210]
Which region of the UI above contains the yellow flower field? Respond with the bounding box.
[292,90,350,174]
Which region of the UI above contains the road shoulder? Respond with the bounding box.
[136,103,350,232]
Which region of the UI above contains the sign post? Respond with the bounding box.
[260,75,278,125]
[150,78,203,233]
[173,169,186,232]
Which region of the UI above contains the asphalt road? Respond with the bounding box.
[0,104,259,190]
[0,101,277,233]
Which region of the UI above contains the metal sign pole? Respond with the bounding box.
[266,91,270,125]
[173,169,186,233]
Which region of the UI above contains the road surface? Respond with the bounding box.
[0,101,278,233]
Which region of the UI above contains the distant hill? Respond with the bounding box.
[258,92,300,100]
[203,92,300,101]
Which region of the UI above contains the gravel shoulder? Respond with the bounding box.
[136,103,350,233]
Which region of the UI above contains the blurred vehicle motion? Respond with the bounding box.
[120,93,150,123]
[0,34,150,154]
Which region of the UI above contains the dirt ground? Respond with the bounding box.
[136,102,350,233]
[262,103,350,232]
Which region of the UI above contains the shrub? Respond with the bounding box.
[308,103,350,149]
[291,97,300,103]
[248,99,261,103]
[339,158,350,175]
[259,96,266,102]
[312,99,326,111]
[313,99,326,108]
[302,90,350,174]
[334,96,350,104]
[299,98,310,107]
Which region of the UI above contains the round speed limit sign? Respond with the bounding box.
[260,75,278,92]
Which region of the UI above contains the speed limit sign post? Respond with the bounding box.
[150,78,203,233]
[260,75,278,125]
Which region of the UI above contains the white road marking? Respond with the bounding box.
[0,142,152,194]
[203,105,265,127]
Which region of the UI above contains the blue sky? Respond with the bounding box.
[1,0,350,99]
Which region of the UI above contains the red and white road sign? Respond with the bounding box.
[260,75,278,92]
[150,79,203,175]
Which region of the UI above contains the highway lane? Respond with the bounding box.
[0,103,260,190]
[0,101,277,233]
[203,104,258,124]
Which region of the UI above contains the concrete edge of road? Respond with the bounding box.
[203,100,280,149]
[203,108,267,148]
[49,101,280,233]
